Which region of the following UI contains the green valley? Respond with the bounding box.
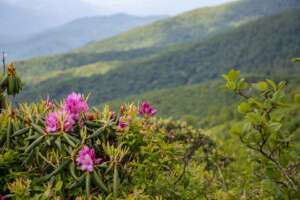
[17,9,300,106]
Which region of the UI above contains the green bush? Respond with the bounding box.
[0,94,220,199]
[0,68,299,199]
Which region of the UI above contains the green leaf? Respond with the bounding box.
[113,165,120,199]
[93,170,108,192]
[278,81,286,89]
[266,79,277,90]
[31,123,47,135]
[12,127,30,137]
[238,78,248,90]
[55,180,63,191]
[222,74,229,81]
[39,160,71,182]
[246,112,261,124]
[55,137,62,151]
[294,93,300,104]
[291,58,300,63]
[254,81,268,91]
[69,162,79,180]
[88,126,106,139]
[268,122,282,132]
[242,122,251,133]
[62,133,76,147]
[24,136,44,153]
[86,173,91,198]
[227,69,240,81]
[68,175,84,189]
[230,124,243,136]
[238,102,251,113]
[248,98,263,108]
[226,81,236,90]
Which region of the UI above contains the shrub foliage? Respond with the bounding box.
[0,66,299,199]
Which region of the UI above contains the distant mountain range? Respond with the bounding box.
[0,0,103,36]
[0,1,50,38]
[76,0,300,54]
[15,0,300,108]
[2,14,166,60]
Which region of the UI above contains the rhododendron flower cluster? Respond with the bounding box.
[45,92,89,133]
[63,92,89,120]
[45,111,75,133]
[139,101,157,117]
[76,145,102,172]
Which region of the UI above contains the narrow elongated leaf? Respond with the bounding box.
[24,136,44,153]
[39,160,71,182]
[88,127,105,139]
[63,133,76,147]
[55,137,62,151]
[69,162,79,180]
[113,165,119,199]
[86,173,91,198]
[12,127,30,137]
[31,123,47,135]
[68,175,85,189]
[93,170,108,192]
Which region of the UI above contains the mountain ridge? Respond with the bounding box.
[76,0,300,54]
[16,9,300,105]
[3,14,166,60]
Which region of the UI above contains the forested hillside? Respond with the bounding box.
[76,0,300,53]
[16,0,300,81]
[17,9,300,106]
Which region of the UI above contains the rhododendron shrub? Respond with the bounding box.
[1,69,299,199]
[0,94,217,199]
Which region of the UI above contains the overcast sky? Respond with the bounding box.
[82,0,237,15]
[4,0,237,16]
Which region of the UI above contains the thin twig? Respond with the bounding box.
[2,51,6,74]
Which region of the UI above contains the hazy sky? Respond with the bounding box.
[4,0,237,16]
[82,0,237,15]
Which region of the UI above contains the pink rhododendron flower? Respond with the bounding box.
[63,92,89,120]
[139,101,157,117]
[45,110,75,133]
[0,195,6,200]
[118,120,129,129]
[76,145,102,172]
